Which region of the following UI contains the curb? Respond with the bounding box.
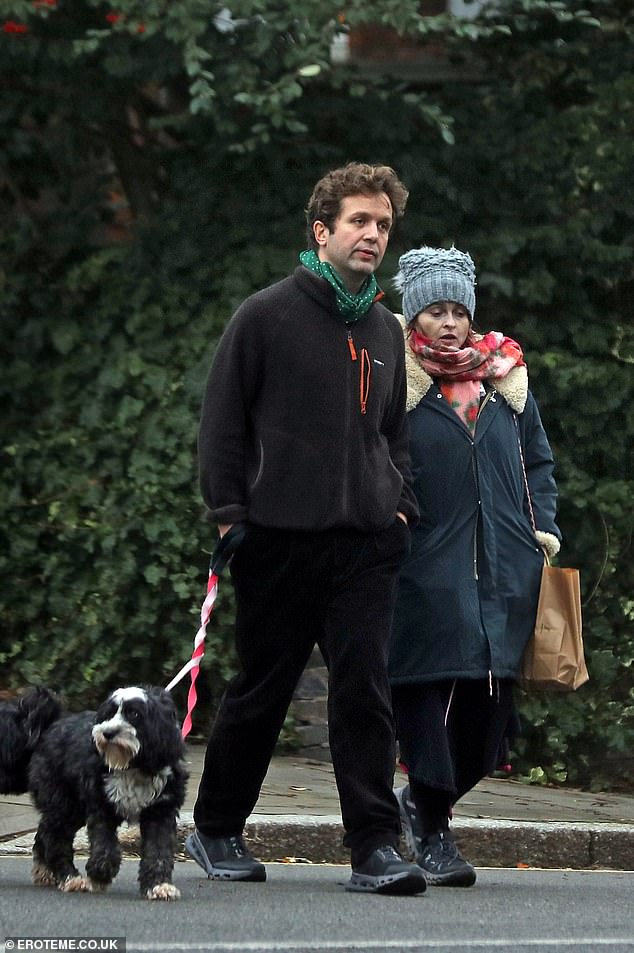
[4,813,634,871]
[213,815,634,871]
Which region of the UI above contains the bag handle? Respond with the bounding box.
[513,415,550,565]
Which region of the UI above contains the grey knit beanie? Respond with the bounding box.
[394,245,476,322]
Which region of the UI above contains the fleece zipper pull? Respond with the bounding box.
[347,329,357,361]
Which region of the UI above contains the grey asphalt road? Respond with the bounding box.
[1,858,633,953]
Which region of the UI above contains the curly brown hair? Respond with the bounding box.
[305,162,409,250]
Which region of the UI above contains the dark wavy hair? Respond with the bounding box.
[305,162,409,250]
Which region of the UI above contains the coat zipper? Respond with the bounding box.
[475,387,497,689]
[471,388,496,580]
[341,329,355,515]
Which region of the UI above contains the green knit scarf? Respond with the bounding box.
[299,249,380,324]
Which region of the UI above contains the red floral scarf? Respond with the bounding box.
[408,328,525,432]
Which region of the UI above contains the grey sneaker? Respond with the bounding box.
[186,829,266,882]
[346,845,427,895]
[395,784,423,859]
[418,830,476,887]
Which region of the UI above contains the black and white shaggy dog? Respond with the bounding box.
[0,685,188,900]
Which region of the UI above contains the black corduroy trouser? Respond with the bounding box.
[193,520,409,864]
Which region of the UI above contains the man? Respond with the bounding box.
[187,162,425,895]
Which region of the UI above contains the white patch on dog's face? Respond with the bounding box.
[92,688,147,770]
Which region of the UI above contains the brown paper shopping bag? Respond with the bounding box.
[520,564,589,692]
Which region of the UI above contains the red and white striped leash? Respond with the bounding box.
[165,523,245,739]
[165,567,218,739]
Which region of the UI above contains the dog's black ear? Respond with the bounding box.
[145,687,179,721]
[137,688,186,772]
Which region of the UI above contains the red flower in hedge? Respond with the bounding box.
[105,12,121,23]
[3,20,29,32]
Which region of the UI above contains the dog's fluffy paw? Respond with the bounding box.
[60,875,91,893]
[32,862,57,887]
[146,882,180,901]
[59,875,108,893]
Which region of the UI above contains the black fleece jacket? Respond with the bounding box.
[198,266,419,531]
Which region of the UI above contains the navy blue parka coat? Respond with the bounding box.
[389,322,561,686]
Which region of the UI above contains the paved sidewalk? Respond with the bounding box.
[2,744,634,870]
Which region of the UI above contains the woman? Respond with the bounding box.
[390,245,561,887]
